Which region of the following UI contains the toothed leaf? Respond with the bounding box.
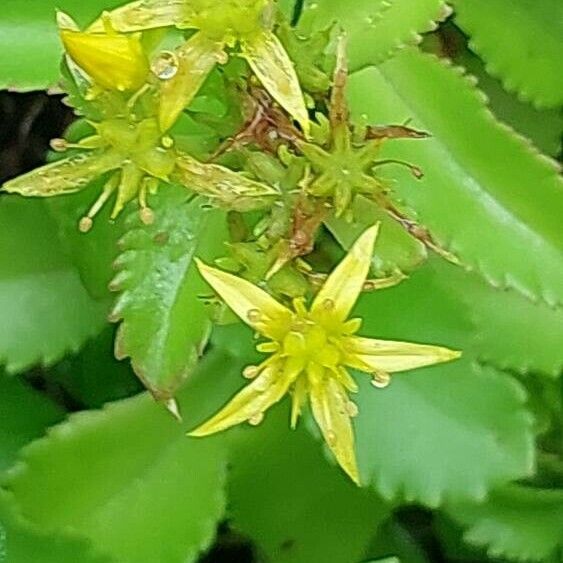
[2,386,228,563]
[0,377,64,472]
[446,485,563,561]
[0,197,107,373]
[0,491,112,563]
[452,48,563,158]
[298,0,450,70]
[110,186,227,399]
[353,265,535,505]
[453,0,563,108]
[348,50,563,306]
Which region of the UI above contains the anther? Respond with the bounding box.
[78,217,93,233]
[243,365,259,379]
[139,207,155,226]
[50,138,68,152]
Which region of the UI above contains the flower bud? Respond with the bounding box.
[58,11,149,92]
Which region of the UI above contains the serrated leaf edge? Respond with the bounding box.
[365,51,563,308]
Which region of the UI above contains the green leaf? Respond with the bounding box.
[434,261,563,378]
[0,196,108,373]
[451,45,563,158]
[49,327,142,410]
[446,485,563,561]
[0,0,124,91]
[298,0,450,70]
[353,267,535,505]
[2,382,229,563]
[110,187,227,399]
[326,195,427,276]
[0,490,111,563]
[453,0,563,108]
[354,361,534,506]
[347,50,563,306]
[228,404,391,563]
[0,377,64,472]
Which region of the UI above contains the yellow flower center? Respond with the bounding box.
[282,323,342,370]
[97,117,176,179]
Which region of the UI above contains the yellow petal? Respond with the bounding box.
[308,366,360,484]
[311,224,379,322]
[59,15,149,92]
[196,260,292,339]
[189,363,296,436]
[344,336,461,373]
[241,30,309,135]
[88,0,194,33]
[290,376,307,429]
[159,32,225,132]
[111,161,145,218]
[173,153,279,211]
[2,151,122,197]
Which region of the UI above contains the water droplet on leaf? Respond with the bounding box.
[247,309,262,323]
[152,51,179,80]
[371,372,390,388]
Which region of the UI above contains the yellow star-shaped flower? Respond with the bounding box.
[190,225,461,484]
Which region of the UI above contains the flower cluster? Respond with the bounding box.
[0,0,461,483]
[2,9,279,229]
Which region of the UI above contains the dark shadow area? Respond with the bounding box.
[0,91,74,182]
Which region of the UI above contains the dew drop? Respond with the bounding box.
[161,136,174,149]
[371,372,391,389]
[322,298,335,311]
[243,365,259,379]
[248,412,264,426]
[255,377,269,392]
[247,309,262,323]
[327,430,337,446]
[151,51,179,80]
[216,50,229,65]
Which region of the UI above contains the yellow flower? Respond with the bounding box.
[57,11,149,92]
[88,0,309,133]
[190,224,461,483]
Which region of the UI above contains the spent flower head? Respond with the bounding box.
[90,0,309,133]
[298,36,428,219]
[190,224,461,483]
